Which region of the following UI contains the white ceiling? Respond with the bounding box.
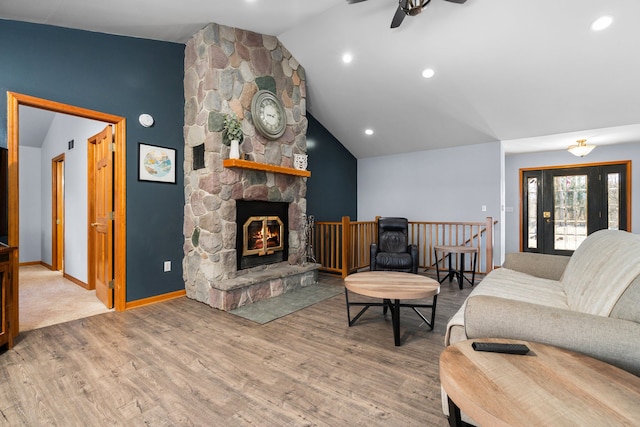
[4,0,640,158]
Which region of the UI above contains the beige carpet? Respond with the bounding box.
[19,265,113,332]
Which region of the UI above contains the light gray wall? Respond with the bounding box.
[18,146,42,262]
[20,113,106,283]
[504,141,640,254]
[358,141,503,267]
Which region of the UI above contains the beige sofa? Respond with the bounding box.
[442,229,640,416]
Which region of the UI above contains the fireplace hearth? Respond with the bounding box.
[236,200,288,270]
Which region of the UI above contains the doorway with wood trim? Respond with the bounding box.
[521,161,630,255]
[7,92,127,338]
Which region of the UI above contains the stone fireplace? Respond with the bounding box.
[182,23,319,312]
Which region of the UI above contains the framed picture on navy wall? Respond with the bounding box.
[138,143,176,184]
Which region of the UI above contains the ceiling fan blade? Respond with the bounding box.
[346,0,368,3]
[444,0,467,3]
[390,2,408,28]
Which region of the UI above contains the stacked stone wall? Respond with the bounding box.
[183,23,308,307]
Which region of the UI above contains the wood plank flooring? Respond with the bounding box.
[0,272,474,426]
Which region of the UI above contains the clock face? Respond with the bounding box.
[251,90,286,139]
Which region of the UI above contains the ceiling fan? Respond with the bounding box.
[347,0,468,29]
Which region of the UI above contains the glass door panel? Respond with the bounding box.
[527,177,538,249]
[553,174,588,251]
[608,172,620,230]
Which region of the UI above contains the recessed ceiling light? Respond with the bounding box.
[342,52,353,64]
[365,129,374,136]
[422,68,435,79]
[591,16,613,31]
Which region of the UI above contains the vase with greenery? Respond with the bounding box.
[223,113,244,159]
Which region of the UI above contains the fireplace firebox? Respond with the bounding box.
[243,216,284,256]
[236,200,288,270]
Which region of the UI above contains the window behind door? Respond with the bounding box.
[521,161,630,255]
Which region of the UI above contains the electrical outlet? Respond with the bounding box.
[481,205,487,212]
[163,261,171,272]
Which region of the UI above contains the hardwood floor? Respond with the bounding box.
[0,272,474,426]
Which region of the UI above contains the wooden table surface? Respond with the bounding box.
[344,271,440,300]
[434,245,479,254]
[440,338,640,426]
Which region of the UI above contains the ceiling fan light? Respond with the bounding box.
[568,139,596,157]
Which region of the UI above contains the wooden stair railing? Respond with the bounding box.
[313,217,496,278]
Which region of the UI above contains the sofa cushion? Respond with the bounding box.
[561,230,640,316]
[444,267,567,345]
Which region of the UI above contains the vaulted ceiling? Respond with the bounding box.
[4,0,640,158]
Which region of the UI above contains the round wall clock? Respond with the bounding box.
[251,90,286,140]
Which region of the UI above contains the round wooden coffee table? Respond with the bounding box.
[440,339,640,426]
[344,271,440,346]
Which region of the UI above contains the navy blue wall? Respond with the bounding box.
[306,114,357,221]
[0,20,185,301]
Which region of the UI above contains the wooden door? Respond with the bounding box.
[51,154,65,271]
[88,126,114,308]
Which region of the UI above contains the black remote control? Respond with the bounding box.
[472,342,530,355]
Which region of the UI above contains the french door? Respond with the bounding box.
[522,162,629,255]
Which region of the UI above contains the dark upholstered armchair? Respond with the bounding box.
[370,217,418,274]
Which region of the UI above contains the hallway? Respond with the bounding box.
[19,264,112,331]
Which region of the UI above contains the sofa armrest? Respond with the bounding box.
[503,252,570,280]
[465,295,640,376]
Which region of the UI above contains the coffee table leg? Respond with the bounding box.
[392,299,401,346]
[447,397,473,427]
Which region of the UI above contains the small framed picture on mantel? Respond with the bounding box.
[138,143,176,184]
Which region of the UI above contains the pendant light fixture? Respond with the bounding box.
[568,139,596,157]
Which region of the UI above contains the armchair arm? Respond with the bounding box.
[465,295,640,376]
[370,243,378,271]
[408,244,418,274]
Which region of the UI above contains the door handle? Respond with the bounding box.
[90,223,100,227]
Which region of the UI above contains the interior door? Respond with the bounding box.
[522,163,628,255]
[89,126,114,308]
[51,154,65,271]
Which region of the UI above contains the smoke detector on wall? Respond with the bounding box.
[139,113,154,128]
